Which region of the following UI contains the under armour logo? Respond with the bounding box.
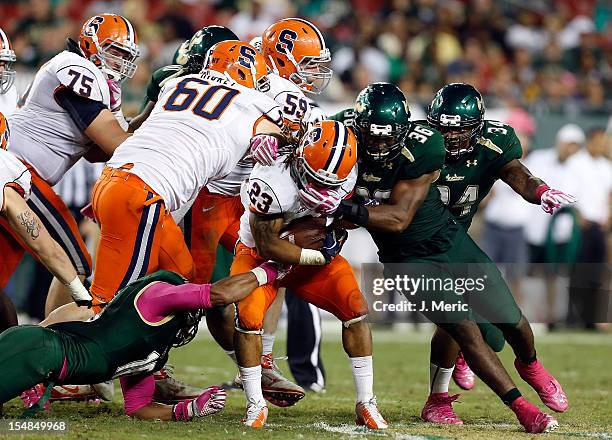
[466,160,478,167]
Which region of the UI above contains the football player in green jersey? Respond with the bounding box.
[331,83,565,433]
[128,25,238,131]
[3,263,280,421]
[421,82,575,417]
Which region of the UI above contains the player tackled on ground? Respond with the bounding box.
[4,263,281,420]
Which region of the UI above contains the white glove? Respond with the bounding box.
[538,186,577,215]
[298,184,341,215]
[107,79,122,112]
[250,134,279,166]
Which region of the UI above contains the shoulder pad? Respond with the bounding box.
[54,52,109,104]
[480,120,519,154]
[247,162,296,215]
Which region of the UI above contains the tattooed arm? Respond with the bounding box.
[2,187,79,285]
[249,213,303,264]
[498,159,546,204]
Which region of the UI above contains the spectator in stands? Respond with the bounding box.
[566,127,611,328]
[481,109,536,307]
[523,124,584,327]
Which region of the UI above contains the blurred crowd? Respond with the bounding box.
[1,0,609,327]
[0,0,610,118]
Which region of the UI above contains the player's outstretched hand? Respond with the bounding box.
[538,186,577,215]
[298,184,341,215]
[250,134,278,166]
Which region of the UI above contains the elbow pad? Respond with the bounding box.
[54,87,106,131]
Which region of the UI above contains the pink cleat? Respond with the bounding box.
[421,392,463,425]
[514,358,568,412]
[20,384,50,411]
[453,352,475,390]
[511,396,559,433]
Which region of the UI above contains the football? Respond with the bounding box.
[279,216,328,249]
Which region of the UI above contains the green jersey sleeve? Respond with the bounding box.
[144,65,184,107]
[479,120,523,175]
[328,108,356,125]
[397,124,445,180]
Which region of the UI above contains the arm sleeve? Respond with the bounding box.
[136,282,212,322]
[120,374,155,416]
[54,87,106,131]
[146,76,161,103]
[492,127,523,172]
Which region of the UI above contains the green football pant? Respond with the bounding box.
[383,225,522,329]
[0,325,64,403]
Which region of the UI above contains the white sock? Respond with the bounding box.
[225,350,238,366]
[350,356,374,403]
[239,365,265,406]
[429,363,454,394]
[261,332,275,356]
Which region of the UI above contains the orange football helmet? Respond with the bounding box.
[0,111,10,150]
[293,120,357,188]
[262,18,332,94]
[204,41,269,91]
[0,28,16,94]
[79,14,139,82]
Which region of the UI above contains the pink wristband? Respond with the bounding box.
[535,184,550,201]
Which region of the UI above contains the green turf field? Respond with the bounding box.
[2,329,611,439]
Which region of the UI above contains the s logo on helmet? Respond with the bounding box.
[86,16,104,36]
[238,45,257,68]
[440,114,461,126]
[276,29,298,53]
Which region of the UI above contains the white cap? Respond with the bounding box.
[556,123,586,145]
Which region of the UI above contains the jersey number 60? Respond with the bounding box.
[163,78,240,120]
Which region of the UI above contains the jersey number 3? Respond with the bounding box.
[163,78,240,120]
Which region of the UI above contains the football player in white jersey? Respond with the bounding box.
[231,120,387,429]
[246,17,334,395]
[4,14,139,318]
[0,112,92,344]
[90,40,282,312]
[0,28,18,116]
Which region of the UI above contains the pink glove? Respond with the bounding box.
[298,184,341,215]
[536,184,577,215]
[107,79,122,112]
[172,385,227,421]
[250,134,278,166]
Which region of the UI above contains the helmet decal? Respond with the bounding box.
[85,16,104,36]
[275,29,298,53]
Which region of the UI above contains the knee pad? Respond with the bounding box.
[342,314,367,328]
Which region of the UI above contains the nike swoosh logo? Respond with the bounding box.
[202,206,215,213]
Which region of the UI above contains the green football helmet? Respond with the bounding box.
[172,25,238,73]
[427,83,485,157]
[354,82,411,162]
